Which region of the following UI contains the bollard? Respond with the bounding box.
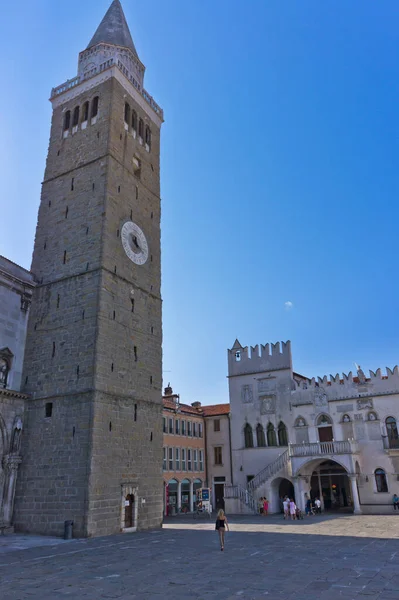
[64,520,74,540]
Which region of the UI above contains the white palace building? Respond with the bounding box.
[224,340,399,515]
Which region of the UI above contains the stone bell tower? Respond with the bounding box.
[14,0,164,537]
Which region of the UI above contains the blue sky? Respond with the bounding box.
[1,1,399,405]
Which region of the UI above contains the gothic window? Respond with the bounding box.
[138,118,144,139]
[278,421,288,446]
[145,125,151,149]
[72,106,80,127]
[91,96,99,118]
[63,111,71,131]
[375,468,388,493]
[316,414,332,426]
[132,110,137,131]
[82,101,89,122]
[124,102,131,124]
[267,422,277,446]
[256,423,266,447]
[386,417,399,449]
[0,358,9,389]
[244,423,253,448]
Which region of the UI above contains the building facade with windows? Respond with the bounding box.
[225,339,399,516]
[203,404,232,511]
[162,387,206,515]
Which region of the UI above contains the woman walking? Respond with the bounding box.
[215,509,229,551]
[263,497,269,516]
[289,498,297,521]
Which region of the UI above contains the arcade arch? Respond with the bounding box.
[298,459,356,512]
[269,477,295,513]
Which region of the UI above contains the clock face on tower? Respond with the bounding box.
[121,221,149,265]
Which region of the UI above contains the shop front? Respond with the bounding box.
[167,479,178,515]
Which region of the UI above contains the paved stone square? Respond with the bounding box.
[1,514,399,599]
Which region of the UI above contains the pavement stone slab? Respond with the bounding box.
[0,515,399,599]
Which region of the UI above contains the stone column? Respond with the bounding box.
[2,454,22,525]
[189,480,194,512]
[317,472,325,510]
[177,480,182,511]
[349,475,362,515]
[293,478,303,511]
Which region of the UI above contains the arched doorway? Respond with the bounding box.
[167,479,178,514]
[270,477,295,513]
[180,479,190,512]
[279,479,294,502]
[124,494,135,528]
[308,460,353,512]
[193,479,202,508]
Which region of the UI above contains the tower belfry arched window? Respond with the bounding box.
[82,101,89,122]
[91,96,99,119]
[124,102,131,125]
[145,125,151,150]
[132,110,137,132]
[73,106,80,127]
[63,111,71,132]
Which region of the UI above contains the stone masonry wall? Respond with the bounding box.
[14,394,93,537]
[87,391,163,536]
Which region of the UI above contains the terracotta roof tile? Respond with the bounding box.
[163,398,203,416]
[202,404,230,417]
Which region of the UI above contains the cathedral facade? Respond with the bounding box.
[10,0,164,537]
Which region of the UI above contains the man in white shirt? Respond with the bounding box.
[315,498,322,514]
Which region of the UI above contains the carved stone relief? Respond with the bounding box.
[314,387,328,407]
[354,413,363,421]
[241,384,253,404]
[259,396,276,414]
[357,398,373,410]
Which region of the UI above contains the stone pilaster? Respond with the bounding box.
[2,454,22,525]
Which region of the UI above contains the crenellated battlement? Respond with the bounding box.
[228,339,292,377]
[292,365,399,404]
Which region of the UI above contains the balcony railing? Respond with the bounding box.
[224,484,257,513]
[51,61,163,119]
[289,440,356,457]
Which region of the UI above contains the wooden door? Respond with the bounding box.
[318,426,333,442]
[124,494,134,528]
[215,484,225,510]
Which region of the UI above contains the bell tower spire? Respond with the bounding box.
[78,0,146,91]
[87,0,138,58]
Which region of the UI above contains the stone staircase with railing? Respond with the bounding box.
[224,449,290,514]
[224,440,358,514]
